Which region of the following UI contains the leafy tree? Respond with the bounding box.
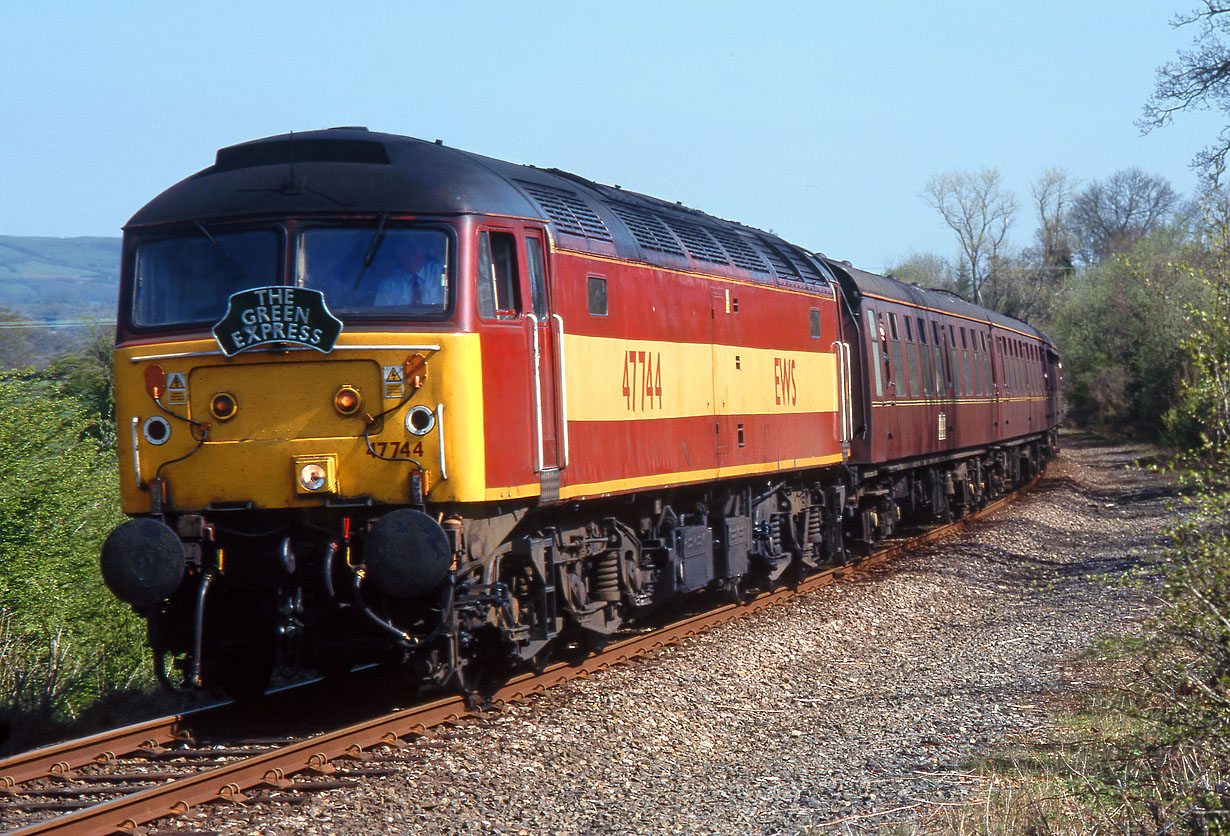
[47,321,116,448]
[884,251,952,289]
[1166,186,1230,448]
[1051,219,1206,437]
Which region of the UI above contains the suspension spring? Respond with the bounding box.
[767,517,783,555]
[807,507,823,544]
[592,552,621,602]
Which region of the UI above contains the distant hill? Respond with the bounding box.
[0,236,121,321]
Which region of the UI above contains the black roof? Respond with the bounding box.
[823,258,1054,348]
[126,128,834,289]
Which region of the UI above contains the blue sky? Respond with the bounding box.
[1,1,1222,272]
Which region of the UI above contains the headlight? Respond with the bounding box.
[294,455,337,494]
[299,463,327,491]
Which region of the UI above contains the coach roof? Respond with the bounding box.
[823,258,1054,348]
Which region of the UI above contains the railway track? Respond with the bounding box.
[0,480,1036,836]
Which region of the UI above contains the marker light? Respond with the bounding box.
[405,405,436,436]
[334,385,363,416]
[210,393,238,421]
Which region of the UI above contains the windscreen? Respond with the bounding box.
[132,229,281,328]
[297,227,450,317]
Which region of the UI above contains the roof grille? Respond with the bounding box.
[661,217,730,265]
[754,236,799,279]
[515,181,613,241]
[708,227,771,273]
[783,245,825,284]
[608,204,686,257]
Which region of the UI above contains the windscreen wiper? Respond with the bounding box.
[193,220,250,284]
[352,213,389,290]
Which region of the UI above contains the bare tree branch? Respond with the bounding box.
[922,169,1017,305]
[1141,2,1230,177]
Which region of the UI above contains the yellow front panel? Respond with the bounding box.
[114,333,487,514]
[189,360,383,441]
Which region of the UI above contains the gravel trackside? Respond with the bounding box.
[158,435,1172,836]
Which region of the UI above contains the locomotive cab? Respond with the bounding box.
[104,211,488,693]
[105,138,580,696]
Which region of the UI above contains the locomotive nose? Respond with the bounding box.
[363,508,452,598]
[100,518,186,607]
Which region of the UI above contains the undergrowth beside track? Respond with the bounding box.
[891,444,1230,836]
[0,375,170,755]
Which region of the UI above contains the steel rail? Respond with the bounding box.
[0,711,208,791]
[4,478,1037,835]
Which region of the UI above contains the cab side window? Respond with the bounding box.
[477,231,521,319]
[525,236,547,319]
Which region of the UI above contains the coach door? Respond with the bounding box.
[525,230,566,499]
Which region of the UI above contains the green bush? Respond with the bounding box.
[1051,224,1207,440]
[0,376,147,735]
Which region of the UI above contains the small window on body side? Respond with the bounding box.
[587,276,608,316]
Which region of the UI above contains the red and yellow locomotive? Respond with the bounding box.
[99,128,1056,695]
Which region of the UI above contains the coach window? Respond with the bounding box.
[809,308,821,338]
[1014,342,1022,393]
[920,327,934,397]
[477,231,520,319]
[888,312,900,340]
[884,313,902,394]
[971,339,981,395]
[996,337,1005,393]
[865,309,884,398]
[905,332,920,399]
[587,276,608,316]
[956,327,968,395]
[982,334,991,395]
[941,324,954,394]
[933,341,945,394]
[525,236,548,320]
[903,316,913,342]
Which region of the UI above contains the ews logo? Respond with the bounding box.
[774,358,797,406]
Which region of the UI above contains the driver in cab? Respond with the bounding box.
[374,237,446,309]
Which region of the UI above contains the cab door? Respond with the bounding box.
[475,226,562,499]
[524,229,564,498]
